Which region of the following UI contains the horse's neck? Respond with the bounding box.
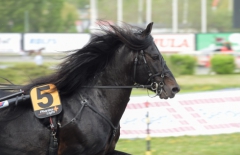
[91,49,134,125]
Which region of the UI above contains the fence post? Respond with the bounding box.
[145,101,151,155]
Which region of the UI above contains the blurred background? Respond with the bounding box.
[1,0,240,154]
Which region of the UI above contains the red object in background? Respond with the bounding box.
[221,46,229,51]
[212,0,220,7]
[205,55,211,68]
[220,46,233,52]
[145,102,149,108]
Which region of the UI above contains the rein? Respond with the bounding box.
[81,84,152,89]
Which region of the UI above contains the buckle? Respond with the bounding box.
[151,82,158,90]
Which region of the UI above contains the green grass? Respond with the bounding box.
[116,133,240,155]
[0,62,57,84]
[174,74,240,93]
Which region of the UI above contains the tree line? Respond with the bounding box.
[0,0,239,33]
[0,0,79,33]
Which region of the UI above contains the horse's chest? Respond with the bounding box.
[58,123,113,155]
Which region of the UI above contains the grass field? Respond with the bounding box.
[0,62,56,84]
[116,133,240,155]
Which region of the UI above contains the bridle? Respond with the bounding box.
[133,49,170,97]
[82,48,170,97]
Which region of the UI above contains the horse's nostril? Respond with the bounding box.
[172,86,180,94]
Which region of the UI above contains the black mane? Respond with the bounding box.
[23,22,153,95]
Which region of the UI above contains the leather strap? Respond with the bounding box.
[81,84,152,89]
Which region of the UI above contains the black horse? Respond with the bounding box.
[0,22,180,155]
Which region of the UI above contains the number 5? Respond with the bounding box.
[36,85,53,108]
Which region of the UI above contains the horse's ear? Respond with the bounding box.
[142,22,154,36]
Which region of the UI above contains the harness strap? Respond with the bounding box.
[60,99,118,130]
[133,52,139,80]
[86,102,117,130]
[86,102,119,145]
[48,132,58,155]
[59,100,86,128]
[147,73,161,83]
[140,50,153,78]
[58,99,119,148]
[107,126,119,153]
[48,117,58,155]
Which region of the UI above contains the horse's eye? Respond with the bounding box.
[151,55,159,60]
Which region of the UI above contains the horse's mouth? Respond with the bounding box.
[159,96,170,99]
[159,93,175,99]
[149,85,177,99]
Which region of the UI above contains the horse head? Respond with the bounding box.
[133,22,180,99]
